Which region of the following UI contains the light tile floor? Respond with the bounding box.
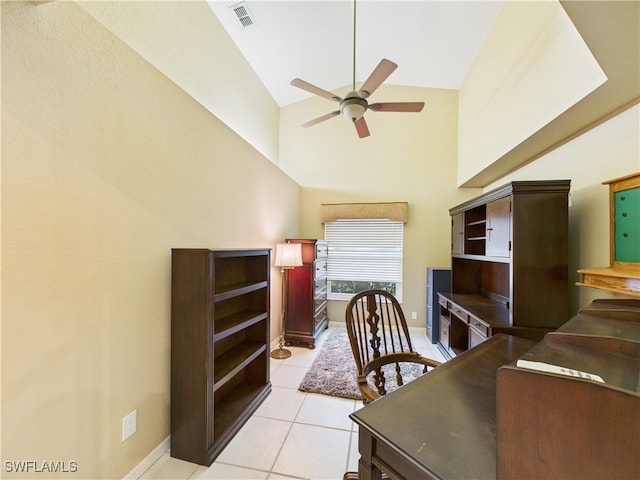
[139,327,446,480]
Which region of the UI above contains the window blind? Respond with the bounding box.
[324,219,404,283]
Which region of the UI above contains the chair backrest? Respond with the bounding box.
[345,289,416,375]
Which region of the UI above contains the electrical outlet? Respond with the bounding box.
[411,312,417,320]
[122,409,137,441]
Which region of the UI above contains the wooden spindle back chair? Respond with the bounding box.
[345,289,441,404]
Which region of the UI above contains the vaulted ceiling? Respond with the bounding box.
[207,1,506,106]
[207,0,639,187]
[76,0,638,186]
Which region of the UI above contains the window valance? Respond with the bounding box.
[320,202,408,223]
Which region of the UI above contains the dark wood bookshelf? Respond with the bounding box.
[171,248,271,466]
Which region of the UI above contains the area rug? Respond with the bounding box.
[298,329,424,401]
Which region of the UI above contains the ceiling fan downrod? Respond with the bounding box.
[342,0,367,122]
[352,0,357,92]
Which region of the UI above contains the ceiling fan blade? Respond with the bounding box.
[291,78,342,102]
[369,102,425,112]
[358,59,398,99]
[354,117,370,138]
[301,111,341,128]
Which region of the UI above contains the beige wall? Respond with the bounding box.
[76,0,281,164]
[458,0,607,186]
[282,1,639,327]
[280,85,480,325]
[455,0,639,312]
[286,89,639,328]
[484,104,640,314]
[2,1,638,479]
[1,2,298,479]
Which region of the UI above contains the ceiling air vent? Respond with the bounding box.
[230,2,256,28]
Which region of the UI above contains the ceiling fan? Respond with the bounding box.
[290,0,425,139]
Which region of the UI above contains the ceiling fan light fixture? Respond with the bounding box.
[340,96,368,122]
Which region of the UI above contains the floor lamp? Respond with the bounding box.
[271,242,303,359]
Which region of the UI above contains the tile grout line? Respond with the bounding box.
[266,347,315,479]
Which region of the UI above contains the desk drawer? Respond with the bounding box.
[316,241,328,259]
[469,317,489,337]
[450,305,469,323]
[439,316,450,347]
[314,299,327,316]
[314,260,327,279]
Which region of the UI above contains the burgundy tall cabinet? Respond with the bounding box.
[283,239,329,348]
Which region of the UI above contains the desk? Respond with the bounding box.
[349,334,535,480]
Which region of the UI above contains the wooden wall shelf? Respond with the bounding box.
[577,172,640,297]
[577,266,640,297]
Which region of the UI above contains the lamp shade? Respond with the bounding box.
[274,243,303,268]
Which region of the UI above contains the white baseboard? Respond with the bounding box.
[122,436,170,479]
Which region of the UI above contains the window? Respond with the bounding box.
[324,219,404,301]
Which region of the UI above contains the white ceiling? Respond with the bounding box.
[207,0,506,107]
